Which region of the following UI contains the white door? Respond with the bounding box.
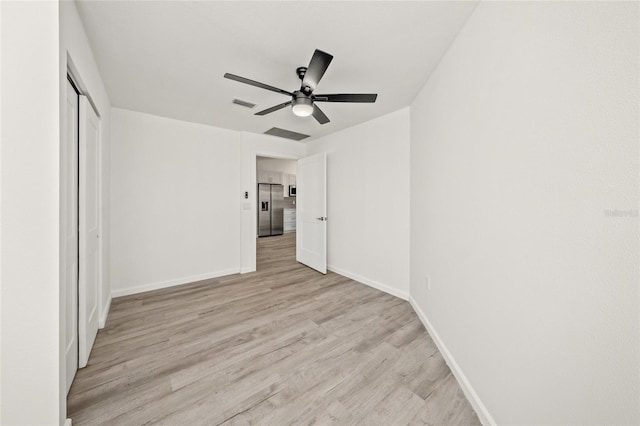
[296,152,327,273]
[79,96,100,368]
[64,79,79,392]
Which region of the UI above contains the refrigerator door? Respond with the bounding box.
[258,184,271,237]
[271,184,284,236]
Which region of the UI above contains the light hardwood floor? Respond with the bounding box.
[68,233,480,425]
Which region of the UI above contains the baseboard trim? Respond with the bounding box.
[64,419,72,426]
[111,268,241,298]
[240,266,255,274]
[409,297,495,426]
[99,295,112,329]
[327,265,409,301]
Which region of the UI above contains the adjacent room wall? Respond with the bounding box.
[306,108,411,299]
[410,2,639,424]
[0,2,61,424]
[110,108,242,296]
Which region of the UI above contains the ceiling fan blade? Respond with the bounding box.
[224,73,292,96]
[314,93,378,103]
[255,101,292,116]
[302,49,333,93]
[312,104,330,125]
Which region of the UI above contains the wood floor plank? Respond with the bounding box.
[68,232,479,425]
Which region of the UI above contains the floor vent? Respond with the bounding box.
[232,98,256,108]
[264,127,310,141]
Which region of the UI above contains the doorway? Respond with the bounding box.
[256,156,297,270]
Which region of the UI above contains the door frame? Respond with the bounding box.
[246,151,301,272]
[63,75,80,394]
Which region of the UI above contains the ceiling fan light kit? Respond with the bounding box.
[224,49,377,125]
[292,93,314,117]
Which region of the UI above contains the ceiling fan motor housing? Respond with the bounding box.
[296,67,314,94]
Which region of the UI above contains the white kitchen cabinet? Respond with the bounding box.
[283,173,296,191]
[257,170,282,184]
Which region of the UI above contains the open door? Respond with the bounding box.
[79,96,100,368]
[296,152,327,273]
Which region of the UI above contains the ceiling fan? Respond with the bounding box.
[224,49,377,125]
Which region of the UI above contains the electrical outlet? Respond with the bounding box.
[426,275,431,290]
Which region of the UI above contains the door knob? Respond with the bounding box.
[316,217,327,221]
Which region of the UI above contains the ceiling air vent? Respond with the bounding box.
[232,98,256,108]
[264,127,310,141]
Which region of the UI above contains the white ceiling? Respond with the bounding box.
[75,1,477,142]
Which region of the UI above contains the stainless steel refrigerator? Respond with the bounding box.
[257,183,284,237]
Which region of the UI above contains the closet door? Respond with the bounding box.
[78,96,100,368]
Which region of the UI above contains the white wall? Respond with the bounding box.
[111,108,242,296]
[240,132,305,273]
[0,2,62,424]
[60,0,113,329]
[1,5,3,421]
[306,108,411,299]
[111,114,304,285]
[1,4,3,419]
[410,2,639,424]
